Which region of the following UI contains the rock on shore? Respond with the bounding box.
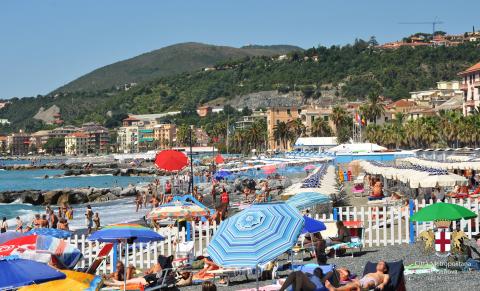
[0,185,140,206]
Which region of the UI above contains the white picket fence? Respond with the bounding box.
[71,198,480,274]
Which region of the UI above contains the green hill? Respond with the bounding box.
[54,42,303,92]
[2,40,480,134]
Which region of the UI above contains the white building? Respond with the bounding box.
[117,126,139,153]
[459,61,480,115]
[65,132,89,155]
[293,137,337,152]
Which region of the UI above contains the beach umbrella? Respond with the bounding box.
[215,154,225,164]
[154,150,188,171]
[0,231,26,244]
[19,270,102,291]
[26,228,72,239]
[411,202,477,222]
[418,174,468,188]
[262,165,277,175]
[0,234,82,269]
[147,201,210,220]
[214,170,231,180]
[207,202,304,268]
[0,256,66,290]
[304,164,316,171]
[286,192,331,211]
[302,216,326,234]
[88,223,164,291]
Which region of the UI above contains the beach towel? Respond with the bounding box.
[36,235,82,269]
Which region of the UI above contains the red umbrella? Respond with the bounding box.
[155,150,188,172]
[215,154,225,164]
[0,235,37,256]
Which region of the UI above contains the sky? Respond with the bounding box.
[1,0,479,99]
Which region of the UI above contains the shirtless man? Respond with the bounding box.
[325,261,389,291]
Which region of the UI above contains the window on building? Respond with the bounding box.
[276,120,279,125]
[287,109,291,115]
[323,116,329,121]
[298,109,301,114]
[385,117,388,122]
[311,116,315,123]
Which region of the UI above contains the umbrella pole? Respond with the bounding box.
[124,242,127,291]
[256,264,259,291]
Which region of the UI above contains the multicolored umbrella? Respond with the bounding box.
[411,202,477,222]
[19,270,102,291]
[207,202,304,268]
[147,201,210,220]
[286,192,331,211]
[27,228,72,239]
[0,231,26,244]
[0,234,82,269]
[0,256,66,290]
[154,150,188,171]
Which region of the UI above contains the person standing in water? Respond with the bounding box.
[93,213,101,230]
[1,217,7,233]
[85,205,94,235]
[15,217,23,232]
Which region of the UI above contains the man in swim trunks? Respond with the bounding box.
[325,261,389,291]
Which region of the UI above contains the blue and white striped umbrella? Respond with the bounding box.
[207,202,304,267]
[286,192,331,211]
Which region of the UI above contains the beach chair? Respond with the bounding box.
[174,241,195,266]
[362,261,406,291]
[76,243,113,274]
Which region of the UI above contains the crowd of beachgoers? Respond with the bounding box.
[3,152,480,291]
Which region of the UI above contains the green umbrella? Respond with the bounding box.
[411,202,477,222]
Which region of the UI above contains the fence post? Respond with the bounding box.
[409,199,414,244]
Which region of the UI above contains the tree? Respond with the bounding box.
[311,118,333,137]
[331,106,348,130]
[176,125,196,146]
[365,93,385,124]
[287,118,306,141]
[273,121,291,149]
[44,137,65,154]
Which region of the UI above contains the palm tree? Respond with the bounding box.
[287,118,306,142]
[331,106,348,131]
[273,121,291,150]
[311,118,333,136]
[365,93,385,124]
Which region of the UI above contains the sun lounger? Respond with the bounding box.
[175,241,195,265]
[362,260,405,291]
[76,242,113,274]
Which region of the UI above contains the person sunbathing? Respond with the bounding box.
[325,261,389,291]
[192,258,220,281]
[278,267,325,291]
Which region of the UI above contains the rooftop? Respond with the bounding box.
[459,61,480,75]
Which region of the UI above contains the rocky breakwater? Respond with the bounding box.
[0,186,140,206]
[63,167,160,177]
[1,162,119,171]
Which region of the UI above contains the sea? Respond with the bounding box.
[0,159,318,231]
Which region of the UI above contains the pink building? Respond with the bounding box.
[459,61,480,115]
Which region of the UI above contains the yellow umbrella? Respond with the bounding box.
[20,270,103,291]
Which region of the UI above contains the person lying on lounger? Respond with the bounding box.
[325,261,389,291]
[278,267,325,291]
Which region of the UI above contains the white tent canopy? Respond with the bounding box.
[359,160,467,189]
[402,157,480,171]
[327,143,387,154]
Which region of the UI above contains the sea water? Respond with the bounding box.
[0,168,155,229]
